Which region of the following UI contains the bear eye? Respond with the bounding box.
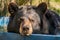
[20,18,24,21]
[29,19,34,22]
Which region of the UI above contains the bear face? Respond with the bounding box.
[7,2,48,36]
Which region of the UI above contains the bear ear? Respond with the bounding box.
[37,2,47,13]
[8,2,18,15]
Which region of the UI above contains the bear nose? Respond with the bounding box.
[23,27,29,30]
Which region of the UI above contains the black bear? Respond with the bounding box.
[7,2,60,36]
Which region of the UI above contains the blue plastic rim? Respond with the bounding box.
[0,17,9,26]
[0,32,60,40]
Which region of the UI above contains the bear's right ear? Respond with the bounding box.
[8,2,18,15]
[37,2,47,14]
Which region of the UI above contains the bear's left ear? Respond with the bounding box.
[8,2,18,15]
[37,2,47,13]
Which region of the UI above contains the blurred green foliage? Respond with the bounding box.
[50,0,60,15]
[50,7,60,15]
[50,0,60,2]
[55,0,60,2]
[0,0,60,16]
